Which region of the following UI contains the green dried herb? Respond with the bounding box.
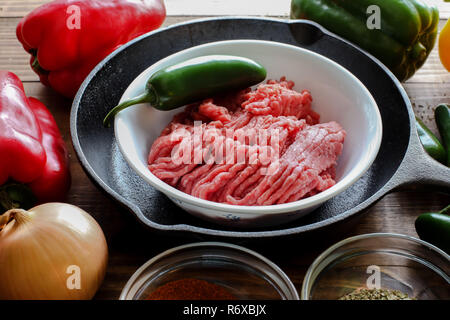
[339,288,414,300]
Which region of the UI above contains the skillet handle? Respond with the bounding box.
[288,20,325,46]
[386,129,450,190]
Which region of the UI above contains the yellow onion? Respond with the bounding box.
[0,203,108,299]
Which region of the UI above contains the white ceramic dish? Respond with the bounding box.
[114,40,382,227]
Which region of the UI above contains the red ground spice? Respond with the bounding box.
[146,278,236,300]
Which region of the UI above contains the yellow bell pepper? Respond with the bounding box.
[439,19,450,71]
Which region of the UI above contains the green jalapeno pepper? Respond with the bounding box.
[415,116,446,165]
[435,104,450,166]
[415,204,450,253]
[103,55,267,127]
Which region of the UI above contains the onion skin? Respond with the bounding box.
[0,203,108,300]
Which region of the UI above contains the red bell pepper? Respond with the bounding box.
[0,71,71,210]
[16,0,166,98]
[0,71,46,185]
[27,97,71,202]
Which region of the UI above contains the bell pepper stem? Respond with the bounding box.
[410,43,427,61]
[31,56,49,75]
[103,89,156,128]
[438,204,450,215]
[0,183,36,212]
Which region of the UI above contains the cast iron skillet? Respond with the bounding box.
[70,17,450,239]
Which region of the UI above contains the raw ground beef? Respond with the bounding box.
[148,78,346,205]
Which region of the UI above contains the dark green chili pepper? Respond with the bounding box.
[415,116,446,164]
[415,204,450,253]
[435,104,450,166]
[103,55,267,127]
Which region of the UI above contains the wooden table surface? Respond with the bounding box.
[1,0,449,299]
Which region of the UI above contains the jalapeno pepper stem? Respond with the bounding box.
[103,88,157,128]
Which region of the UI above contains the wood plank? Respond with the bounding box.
[0,0,46,17]
[166,0,291,17]
[0,17,38,81]
[1,0,449,18]
[405,82,450,137]
[166,0,450,18]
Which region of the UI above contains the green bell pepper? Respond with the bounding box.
[290,0,439,81]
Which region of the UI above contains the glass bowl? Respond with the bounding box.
[120,242,299,300]
[302,233,450,300]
